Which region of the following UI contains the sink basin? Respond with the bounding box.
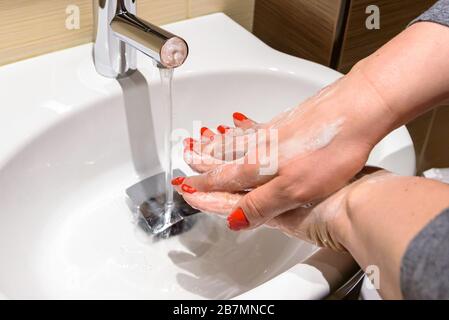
[0,14,415,300]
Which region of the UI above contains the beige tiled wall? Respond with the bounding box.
[0,0,255,66]
[190,0,255,30]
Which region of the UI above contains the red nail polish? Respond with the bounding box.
[171,177,185,185]
[201,127,215,141]
[181,184,197,194]
[227,207,249,231]
[184,137,195,150]
[233,112,248,122]
[217,125,230,134]
[184,137,194,145]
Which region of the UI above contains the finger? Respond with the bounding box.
[185,132,253,163]
[183,137,194,150]
[200,127,215,142]
[183,147,225,173]
[226,177,306,230]
[173,181,243,217]
[183,131,255,174]
[184,136,227,156]
[184,137,225,163]
[217,125,247,136]
[233,112,257,130]
[217,125,231,135]
[183,190,243,217]
[182,156,274,193]
[201,123,247,151]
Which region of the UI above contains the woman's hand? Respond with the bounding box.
[174,66,396,231]
[175,166,389,251]
[173,180,351,251]
[175,20,449,299]
[175,22,449,233]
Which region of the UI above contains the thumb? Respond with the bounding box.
[226,177,301,231]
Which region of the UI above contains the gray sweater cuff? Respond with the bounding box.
[401,208,449,299]
[410,0,449,27]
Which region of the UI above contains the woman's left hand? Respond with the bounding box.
[174,168,389,251]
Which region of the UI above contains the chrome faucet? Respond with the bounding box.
[93,0,189,78]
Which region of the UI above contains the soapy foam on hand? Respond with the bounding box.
[279,117,345,164]
[270,77,346,129]
[184,116,345,179]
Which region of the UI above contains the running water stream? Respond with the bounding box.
[159,67,176,226]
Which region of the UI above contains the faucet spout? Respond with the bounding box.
[93,0,189,78]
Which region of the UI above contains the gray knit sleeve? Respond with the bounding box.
[401,208,449,299]
[401,0,449,300]
[410,0,449,27]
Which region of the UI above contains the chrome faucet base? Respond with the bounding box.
[93,0,137,78]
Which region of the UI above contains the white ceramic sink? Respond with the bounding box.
[0,14,415,300]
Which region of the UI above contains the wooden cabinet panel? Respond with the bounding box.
[337,0,436,73]
[253,0,344,66]
[418,105,449,172]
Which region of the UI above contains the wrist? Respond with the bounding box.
[333,62,399,148]
[327,170,392,251]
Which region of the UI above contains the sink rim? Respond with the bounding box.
[0,69,323,299]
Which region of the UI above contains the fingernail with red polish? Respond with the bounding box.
[217,125,230,134]
[184,137,195,150]
[233,112,248,122]
[171,177,185,185]
[181,184,197,194]
[227,207,249,231]
[200,127,209,136]
[201,127,215,141]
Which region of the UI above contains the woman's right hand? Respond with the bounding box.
[175,64,396,231]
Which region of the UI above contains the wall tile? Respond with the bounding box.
[189,0,255,31]
[0,0,252,66]
[138,0,188,25]
[0,0,93,66]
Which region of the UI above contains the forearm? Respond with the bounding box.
[353,21,449,131]
[299,22,449,156]
[333,173,449,299]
